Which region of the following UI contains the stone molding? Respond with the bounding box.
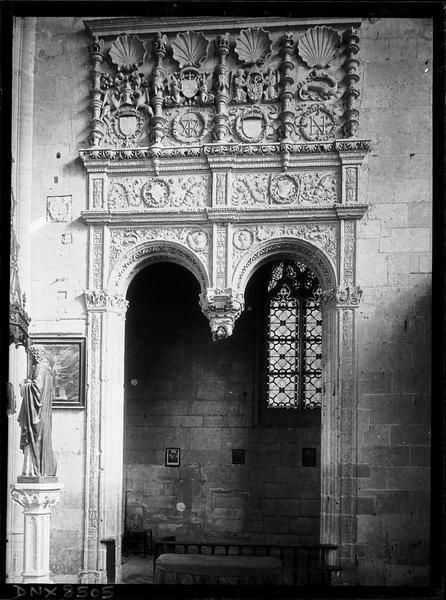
[320,285,362,310]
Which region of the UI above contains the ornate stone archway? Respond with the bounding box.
[79,17,370,583]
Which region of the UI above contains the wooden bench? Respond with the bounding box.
[153,538,341,585]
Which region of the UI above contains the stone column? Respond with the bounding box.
[82,290,128,583]
[10,481,63,583]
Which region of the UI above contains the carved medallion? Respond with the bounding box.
[187,230,209,252]
[172,111,206,143]
[111,107,144,146]
[299,105,336,141]
[270,174,300,204]
[233,229,254,250]
[141,179,171,208]
[235,107,267,143]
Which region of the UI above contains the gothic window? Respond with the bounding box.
[265,260,322,411]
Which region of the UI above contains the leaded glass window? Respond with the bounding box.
[266,260,322,410]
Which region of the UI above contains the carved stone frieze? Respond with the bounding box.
[84,290,129,317]
[320,285,362,310]
[106,175,209,210]
[345,167,357,202]
[109,226,211,272]
[231,223,337,270]
[79,139,371,162]
[231,171,339,206]
[92,227,103,289]
[199,288,244,340]
[10,487,61,511]
[92,179,104,208]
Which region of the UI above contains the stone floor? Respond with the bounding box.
[121,554,154,583]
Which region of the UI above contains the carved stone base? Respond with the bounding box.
[11,481,63,583]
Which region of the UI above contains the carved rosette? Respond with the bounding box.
[199,288,244,340]
[320,285,362,311]
[84,290,129,318]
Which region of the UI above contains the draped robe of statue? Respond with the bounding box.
[18,354,57,478]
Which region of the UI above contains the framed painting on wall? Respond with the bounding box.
[29,337,86,408]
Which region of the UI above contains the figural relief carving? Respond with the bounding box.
[231,172,339,206]
[106,175,209,209]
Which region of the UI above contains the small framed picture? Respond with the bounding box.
[165,448,180,467]
[29,337,86,408]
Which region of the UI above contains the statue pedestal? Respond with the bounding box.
[11,480,63,583]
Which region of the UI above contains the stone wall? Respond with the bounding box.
[355,18,432,585]
[124,262,321,544]
[17,15,432,584]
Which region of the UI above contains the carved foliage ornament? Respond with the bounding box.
[84,290,129,316]
[232,223,337,264]
[107,175,208,210]
[232,172,339,206]
[199,288,245,340]
[320,286,362,310]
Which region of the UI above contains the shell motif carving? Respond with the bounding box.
[109,34,147,72]
[297,26,340,69]
[171,31,209,68]
[235,28,272,66]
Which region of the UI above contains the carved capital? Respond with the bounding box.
[320,285,362,311]
[199,288,244,340]
[9,301,31,348]
[83,289,129,317]
[11,483,62,513]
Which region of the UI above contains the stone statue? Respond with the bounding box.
[18,345,57,478]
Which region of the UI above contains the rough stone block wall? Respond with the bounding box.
[124,263,321,545]
[356,17,432,585]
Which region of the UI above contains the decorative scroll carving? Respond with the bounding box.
[235,28,272,66]
[106,175,208,210]
[320,285,362,310]
[231,172,339,206]
[343,220,355,286]
[111,243,208,291]
[231,173,269,205]
[232,223,337,268]
[200,288,244,340]
[84,290,129,317]
[342,27,360,137]
[297,26,340,69]
[109,226,211,271]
